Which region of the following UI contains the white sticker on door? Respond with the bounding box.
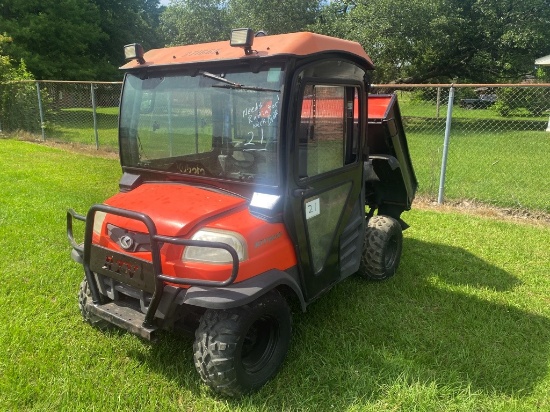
[305,198,320,220]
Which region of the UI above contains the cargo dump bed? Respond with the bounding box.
[366,94,418,219]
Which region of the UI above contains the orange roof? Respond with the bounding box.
[120,32,374,70]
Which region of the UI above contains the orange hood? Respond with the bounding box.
[104,183,247,237]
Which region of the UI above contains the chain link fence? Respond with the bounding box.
[1,80,549,213]
[0,80,121,151]
[371,84,550,213]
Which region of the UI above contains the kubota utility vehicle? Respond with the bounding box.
[67,29,417,397]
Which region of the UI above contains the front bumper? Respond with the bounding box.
[67,204,240,330]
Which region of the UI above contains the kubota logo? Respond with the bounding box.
[119,235,134,250]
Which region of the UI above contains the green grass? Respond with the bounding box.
[46,107,119,149]
[397,93,550,212]
[33,98,550,212]
[397,96,550,212]
[1,138,549,411]
[406,128,550,212]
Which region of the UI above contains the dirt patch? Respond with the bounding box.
[415,196,550,228]
[4,133,119,160]
[40,140,119,160]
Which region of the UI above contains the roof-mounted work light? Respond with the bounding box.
[230,28,255,55]
[124,43,145,64]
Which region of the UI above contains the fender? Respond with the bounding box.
[182,268,306,311]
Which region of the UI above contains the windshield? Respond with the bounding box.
[119,66,284,186]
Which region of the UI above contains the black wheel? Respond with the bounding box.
[78,277,110,329]
[193,290,292,397]
[358,215,403,280]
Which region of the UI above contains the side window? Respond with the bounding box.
[298,84,359,179]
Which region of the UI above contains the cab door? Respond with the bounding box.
[285,64,366,301]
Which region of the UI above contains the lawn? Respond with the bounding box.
[396,96,550,212]
[405,128,550,212]
[38,99,550,213]
[46,107,119,150]
[1,138,549,411]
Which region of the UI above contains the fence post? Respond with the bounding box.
[436,87,441,118]
[90,83,99,149]
[35,82,46,141]
[438,85,455,204]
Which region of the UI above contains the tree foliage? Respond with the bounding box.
[0,0,549,83]
[160,0,321,46]
[310,0,550,83]
[0,33,37,133]
[0,34,33,82]
[91,0,164,79]
[160,0,230,46]
[228,0,321,35]
[0,0,163,80]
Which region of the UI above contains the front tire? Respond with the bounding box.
[358,215,403,280]
[193,290,292,397]
[78,277,110,329]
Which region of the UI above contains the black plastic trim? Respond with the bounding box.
[183,268,306,311]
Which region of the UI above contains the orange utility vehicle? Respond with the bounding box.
[67,29,417,396]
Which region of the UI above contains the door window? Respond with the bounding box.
[298,84,359,179]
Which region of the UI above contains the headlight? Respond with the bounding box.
[93,211,107,235]
[182,229,247,264]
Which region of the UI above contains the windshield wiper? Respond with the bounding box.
[200,70,280,93]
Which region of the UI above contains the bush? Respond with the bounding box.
[0,34,41,133]
[494,87,550,117]
[0,81,42,133]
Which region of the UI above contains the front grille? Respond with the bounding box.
[107,224,152,252]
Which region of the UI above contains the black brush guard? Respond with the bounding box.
[67,204,239,333]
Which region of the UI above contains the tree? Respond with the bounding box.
[0,34,33,82]
[468,0,550,82]
[310,0,550,83]
[90,0,165,78]
[159,0,322,46]
[160,0,230,46]
[0,33,37,133]
[228,0,322,35]
[0,0,164,80]
[0,0,107,79]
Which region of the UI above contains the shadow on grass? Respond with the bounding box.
[122,238,549,408]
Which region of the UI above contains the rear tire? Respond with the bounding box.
[358,215,403,280]
[78,277,110,329]
[193,290,292,397]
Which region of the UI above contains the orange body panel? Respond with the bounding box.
[121,32,374,70]
[96,183,298,286]
[302,95,392,120]
[367,95,393,120]
[164,208,297,284]
[104,183,247,237]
